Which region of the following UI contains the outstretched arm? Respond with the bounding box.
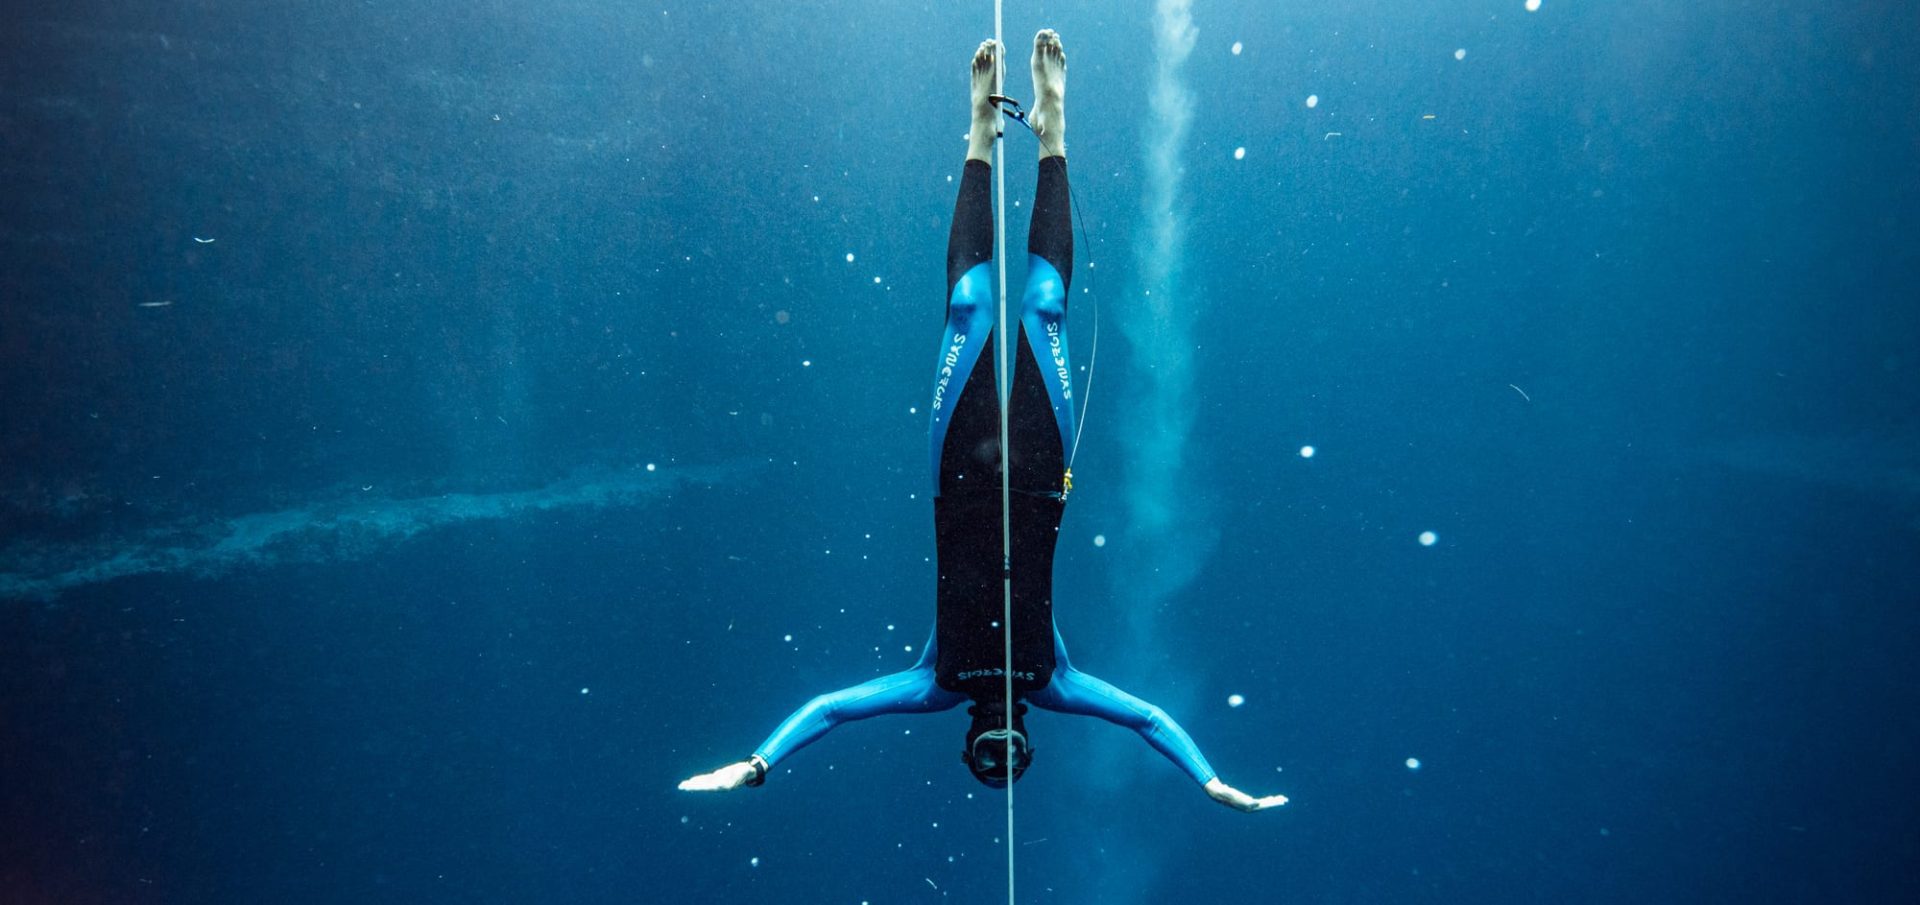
[679,658,965,792]
[1030,664,1288,812]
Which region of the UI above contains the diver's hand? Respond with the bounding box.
[678,761,758,792]
[1204,777,1288,812]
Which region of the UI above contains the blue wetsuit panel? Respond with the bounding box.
[1018,254,1074,454]
[754,628,1217,785]
[1028,630,1218,784]
[754,632,966,767]
[928,261,997,492]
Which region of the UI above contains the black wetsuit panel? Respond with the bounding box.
[932,158,1074,700]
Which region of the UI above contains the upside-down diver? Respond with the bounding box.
[680,30,1287,813]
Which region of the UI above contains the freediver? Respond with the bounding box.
[679,31,1287,812]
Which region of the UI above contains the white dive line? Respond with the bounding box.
[991,4,1016,905]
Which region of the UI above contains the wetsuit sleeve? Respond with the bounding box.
[752,662,966,768]
[1029,664,1219,784]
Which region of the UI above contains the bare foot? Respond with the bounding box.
[1030,29,1066,159]
[967,39,1001,164]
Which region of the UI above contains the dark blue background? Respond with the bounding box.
[3,1,1916,902]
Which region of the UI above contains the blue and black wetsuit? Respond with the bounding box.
[752,157,1217,785]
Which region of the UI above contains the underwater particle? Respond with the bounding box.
[1233,146,1246,160]
[1526,0,1542,10]
[1299,445,1315,458]
[1231,41,1243,55]
[1093,534,1106,547]
[1306,94,1319,108]
[872,276,881,284]
[784,634,793,642]
[774,309,791,324]
[1419,531,1438,546]
[1406,757,1422,771]
[802,359,812,367]
[904,645,913,652]
[579,687,589,695]
[845,252,855,263]
[1228,694,1245,708]
[1454,48,1467,60]
[680,815,689,824]
[750,857,760,868]
[193,236,215,244]
[646,463,657,472]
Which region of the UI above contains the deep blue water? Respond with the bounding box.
[3,1,1917,902]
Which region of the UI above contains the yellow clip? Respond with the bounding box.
[1062,468,1074,499]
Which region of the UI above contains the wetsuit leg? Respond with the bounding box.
[929,160,1001,495]
[1009,156,1075,494]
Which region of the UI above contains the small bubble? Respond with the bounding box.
[1231,41,1244,55]
[1228,694,1245,708]
[1419,531,1438,546]
[646,463,657,472]
[1299,445,1315,459]
[784,634,793,642]
[750,857,760,868]
[579,687,590,695]
[1233,146,1246,160]
[1526,0,1542,10]
[1406,757,1422,771]
[1306,94,1319,108]
[1092,534,1106,547]
[801,359,812,367]
[1454,48,1467,60]
[845,252,855,263]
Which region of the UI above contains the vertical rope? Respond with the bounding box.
[991,4,1015,905]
